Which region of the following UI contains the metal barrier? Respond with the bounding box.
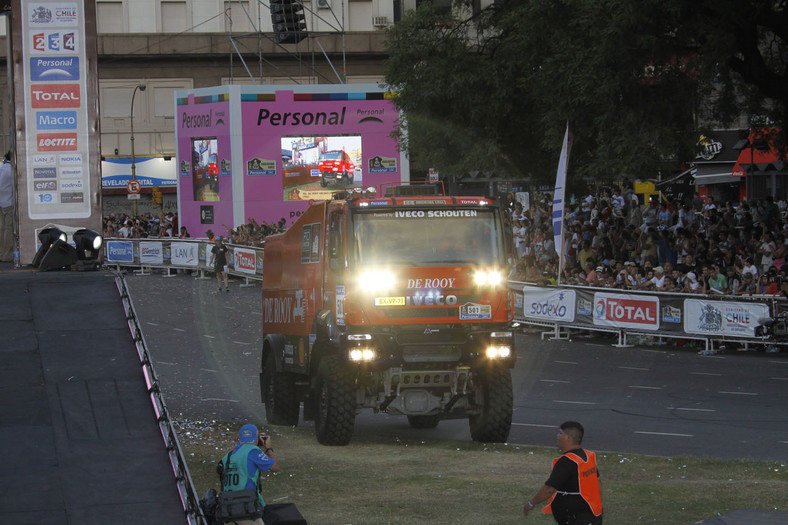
[115,272,207,524]
[103,239,785,352]
[103,237,263,284]
[510,281,787,352]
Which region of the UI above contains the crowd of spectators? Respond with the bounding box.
[102,212,287,246]
[506,181,788,297]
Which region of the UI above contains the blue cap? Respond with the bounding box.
[238,424,258,444]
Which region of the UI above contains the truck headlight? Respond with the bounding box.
[359,270,395,291]
[349,348,377,361]
[473,269,504,287]
[486,345,511,359]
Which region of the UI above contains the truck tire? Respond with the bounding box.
[261,352,300,426]
[315,356,356,446]
[468,366,513,443]
[320,176,328,187]
[407,415,440,429]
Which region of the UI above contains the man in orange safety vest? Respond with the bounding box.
[523,421,603,524]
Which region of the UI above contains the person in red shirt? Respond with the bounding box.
[523,421,603,524]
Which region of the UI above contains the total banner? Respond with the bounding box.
[514,285,775,340]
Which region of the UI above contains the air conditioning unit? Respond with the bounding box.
[317,0,330,9]
[372,16,388,27]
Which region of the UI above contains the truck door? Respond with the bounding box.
[325,208,346,325]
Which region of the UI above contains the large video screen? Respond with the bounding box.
[192,137,219,201]
[281,135,362,201]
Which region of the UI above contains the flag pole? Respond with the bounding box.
[553,122,571,286]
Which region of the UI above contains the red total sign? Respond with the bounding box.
[127,180,141,194]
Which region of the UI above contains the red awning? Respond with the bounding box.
[732,130,785,177]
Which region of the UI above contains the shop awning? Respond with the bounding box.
[693,164,740,185]
[731,130,786,177]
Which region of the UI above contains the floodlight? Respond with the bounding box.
[32,228,68,268]
[73,229,103,260]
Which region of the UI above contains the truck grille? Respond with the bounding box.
[402,345,461,362]
[384,308,457,318]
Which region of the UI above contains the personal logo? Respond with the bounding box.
[30,56,80,82]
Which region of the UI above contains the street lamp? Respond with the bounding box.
[130,83,146,217]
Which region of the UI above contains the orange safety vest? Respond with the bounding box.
[542,450,603,517]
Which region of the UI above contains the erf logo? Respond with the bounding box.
[31,84,80,108]
[35,181,57,191]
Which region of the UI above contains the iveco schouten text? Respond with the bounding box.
[260,183,515,445]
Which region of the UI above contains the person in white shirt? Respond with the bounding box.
[650,266,666,289]
[0,151,14,262]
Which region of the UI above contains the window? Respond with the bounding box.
[161,1,188,33]
[97,1,124,33]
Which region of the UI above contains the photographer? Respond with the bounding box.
[217,424,279,525]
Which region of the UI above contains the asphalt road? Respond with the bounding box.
[125,272,788,462]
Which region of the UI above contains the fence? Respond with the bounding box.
[102,238,785,351]
[510,281,787,351]
[104,237,264,283]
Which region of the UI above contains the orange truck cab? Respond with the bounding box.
[261,183,515,445]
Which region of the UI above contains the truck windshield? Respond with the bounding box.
[351,208,503,266]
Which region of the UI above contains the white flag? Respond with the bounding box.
[552,123,570,257]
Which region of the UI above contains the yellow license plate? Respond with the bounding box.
[375,296,405,306]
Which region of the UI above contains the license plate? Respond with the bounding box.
[460,303,492,320]
[375,296,405,306]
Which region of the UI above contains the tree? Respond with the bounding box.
[383,0,787,185]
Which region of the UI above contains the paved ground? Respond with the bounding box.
[0,263,186,525]
[1,260,785,524]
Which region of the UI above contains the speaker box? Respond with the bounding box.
[38,239,79,271]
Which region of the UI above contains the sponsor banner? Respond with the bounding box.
[33,167,57,178]
[139,241,163,264]
[106,241,133,263]
[23,0,91,219]
[522,286,576,323]
[30,56,79,81]
[101,157,178,188]
[59,179,82,191]
[37,132,77,151]
[29,3,80,27]
[171,243,198,267]
[33,180,57,191]
[31,30,78,53]
[31,84,81,108]
[593,292,660,331]
[684,299,769,338]
[36,110,78,129]
[234,248,257,274]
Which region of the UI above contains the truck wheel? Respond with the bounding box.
[407,415,440,429]
[468,367,513,443]
[346,171,353,184]
[320,176,328,187]
[261,352,300,426]
[315,356,356,446]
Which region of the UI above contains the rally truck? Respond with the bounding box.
[260,183,516,445]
